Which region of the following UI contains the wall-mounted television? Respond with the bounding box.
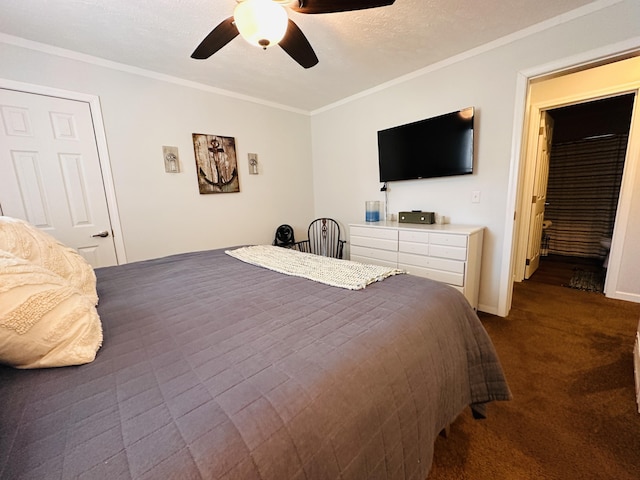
[377,107,474,182]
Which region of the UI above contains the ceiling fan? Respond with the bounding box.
[191,0,396,69]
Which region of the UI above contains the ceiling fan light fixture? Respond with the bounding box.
[234,0,288,49]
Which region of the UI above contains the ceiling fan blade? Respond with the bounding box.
[291,0,395,14]
[191,17,239,59]
[279,19,318,69]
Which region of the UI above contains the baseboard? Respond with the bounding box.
[607,290,640,304]
[477,303,500,316]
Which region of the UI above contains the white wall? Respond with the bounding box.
[0,43,315,262]
[310,0,640,314]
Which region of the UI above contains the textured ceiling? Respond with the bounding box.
[0,0,598,112]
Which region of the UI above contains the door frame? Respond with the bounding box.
[0,78,127,264]
[499,39,640,317]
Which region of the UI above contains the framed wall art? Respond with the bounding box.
[192,133,239,194]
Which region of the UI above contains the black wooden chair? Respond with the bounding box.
[272,224,296,248]
[295,218,345,259]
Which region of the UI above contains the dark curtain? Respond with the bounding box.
[544,134,627,258]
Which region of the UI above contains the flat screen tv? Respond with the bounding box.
[377,107,474,182]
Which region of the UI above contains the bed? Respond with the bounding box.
[0,245,511,480]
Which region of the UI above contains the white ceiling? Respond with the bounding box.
[0,0,598,112]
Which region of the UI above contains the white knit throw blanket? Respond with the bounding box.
[226,245,404,290]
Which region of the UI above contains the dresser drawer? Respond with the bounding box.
[398,252,464,274]
[401,264,465,287]
[350,226,398,241]
[351,245,398,264]
[350,235,397,251]
[399,241,429,255]
[429,244,467,261]
[351,255,398,269]
[430,233,467,248]
[399,230,430,244]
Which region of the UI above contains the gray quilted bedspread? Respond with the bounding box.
[0,248,511,479]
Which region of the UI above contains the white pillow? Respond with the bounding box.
[0,216,98,305]
[0,250,103,369]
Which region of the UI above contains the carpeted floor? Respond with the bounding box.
[428,275,640,479]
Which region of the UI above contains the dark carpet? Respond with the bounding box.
[428,276,640,479]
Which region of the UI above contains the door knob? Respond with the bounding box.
[92,230,110,238]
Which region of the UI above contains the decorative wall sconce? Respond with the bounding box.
[162,146,180,173]
[248,153,259,175]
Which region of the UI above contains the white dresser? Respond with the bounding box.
[349,221,484,310]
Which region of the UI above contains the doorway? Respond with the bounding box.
[532,94,635,291]
[507,54,640,315]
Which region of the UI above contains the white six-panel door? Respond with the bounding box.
[0,88,118,267]
[524,110,554,279]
